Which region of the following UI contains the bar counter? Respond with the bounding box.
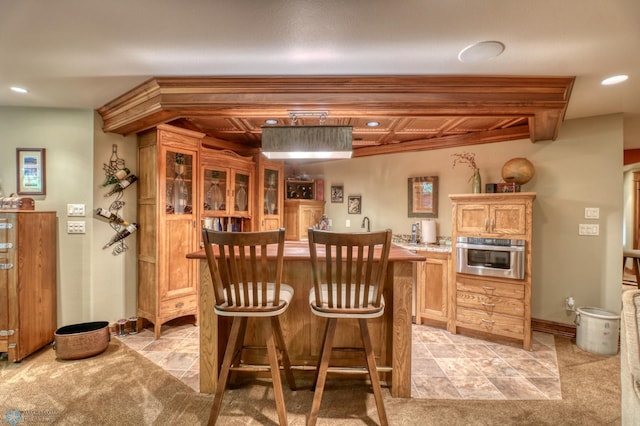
[187,240,425,398]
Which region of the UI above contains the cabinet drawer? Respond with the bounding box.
[160,296,197,316]
[456,307,524,339]
[456,275,524,299]
[456,291,524,316]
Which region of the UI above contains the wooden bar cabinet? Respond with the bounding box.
[0,211,57,362]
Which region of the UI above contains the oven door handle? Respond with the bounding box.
[456,242,525,252]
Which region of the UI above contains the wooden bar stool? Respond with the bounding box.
[623,249,640,288]
[307,228,392,426]
[202,228,296,425]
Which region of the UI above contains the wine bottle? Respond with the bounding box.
[103,223,137,249]
[101,168,131,187]
[95,207,129,226]
[105,175,138,197]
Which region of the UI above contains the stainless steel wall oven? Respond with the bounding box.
[455,236,525,280]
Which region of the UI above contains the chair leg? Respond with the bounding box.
[266,320,288,426]
[228,317,249,387]
[271,316,297,391]
[311,318,332,390]
[359,318,388,426]
[309,317,337,426]
[208,316,246,426]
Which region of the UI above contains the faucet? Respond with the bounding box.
[361,216,370,232]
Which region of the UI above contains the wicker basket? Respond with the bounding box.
[53,321,110,360]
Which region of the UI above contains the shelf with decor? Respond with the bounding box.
[286,179,316,200]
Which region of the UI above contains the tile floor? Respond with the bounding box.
[116,321,561,400]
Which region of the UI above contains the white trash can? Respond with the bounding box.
[575,307,620,356]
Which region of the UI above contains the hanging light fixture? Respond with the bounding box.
[261,112,352,159]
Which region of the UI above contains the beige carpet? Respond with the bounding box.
[0,335,621,425]
[0,339,212,425]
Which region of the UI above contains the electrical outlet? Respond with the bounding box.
[67,221,86,234]
[565,296,575,311]
[67,203,86,217]
[345,219,351,227]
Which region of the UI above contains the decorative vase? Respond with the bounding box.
[471,168,482,193]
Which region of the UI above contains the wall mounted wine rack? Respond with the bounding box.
[98,144,137,255]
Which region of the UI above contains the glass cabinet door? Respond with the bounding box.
[203,167,228,213]
[165,150,194,215]
[233,171,250,215]
[264,168,279,215]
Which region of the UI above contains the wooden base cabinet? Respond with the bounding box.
[0,211,57,362]
[283,200,325,240]
[137,124,205,339]
[449,193,535,350]
[415,250,451,327]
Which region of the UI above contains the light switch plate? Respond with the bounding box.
[67,203,86,217]
[584,207,599,219]
[67,221,86,234]
[578,223,599,236]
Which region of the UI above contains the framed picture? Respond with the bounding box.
[348,195,361,214]
[331,185,344,203]
[16,148,46,195]
[408,176,438,218]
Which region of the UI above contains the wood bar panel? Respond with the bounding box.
[189,241,424,397]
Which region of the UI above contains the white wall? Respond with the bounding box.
[298,114,624,324]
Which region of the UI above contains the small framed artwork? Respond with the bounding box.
[348,195,362,214]
[16,148,46,195]
[331,185,344,203]
[408,176,438,218]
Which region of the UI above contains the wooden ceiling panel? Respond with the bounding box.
[98,75,574,158]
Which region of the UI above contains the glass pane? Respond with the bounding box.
[203,168,227,211]
[264,169,278,215]
[166,151,193,215]
[234,172,249,212]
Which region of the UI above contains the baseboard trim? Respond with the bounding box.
[532,318,576,339]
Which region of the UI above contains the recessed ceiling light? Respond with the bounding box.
[10,86,28,94]
[366,121,380,127]
[264,119,278,125]
[601,75,628,86]
[458,41,505,63]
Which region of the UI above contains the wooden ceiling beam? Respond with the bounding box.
[352,126,531,158]
[96,75,574,156]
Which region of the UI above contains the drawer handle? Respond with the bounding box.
[481,302,496,307]
[175,302,184,309]
[481,286,496,291]
[481,318,495,324]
